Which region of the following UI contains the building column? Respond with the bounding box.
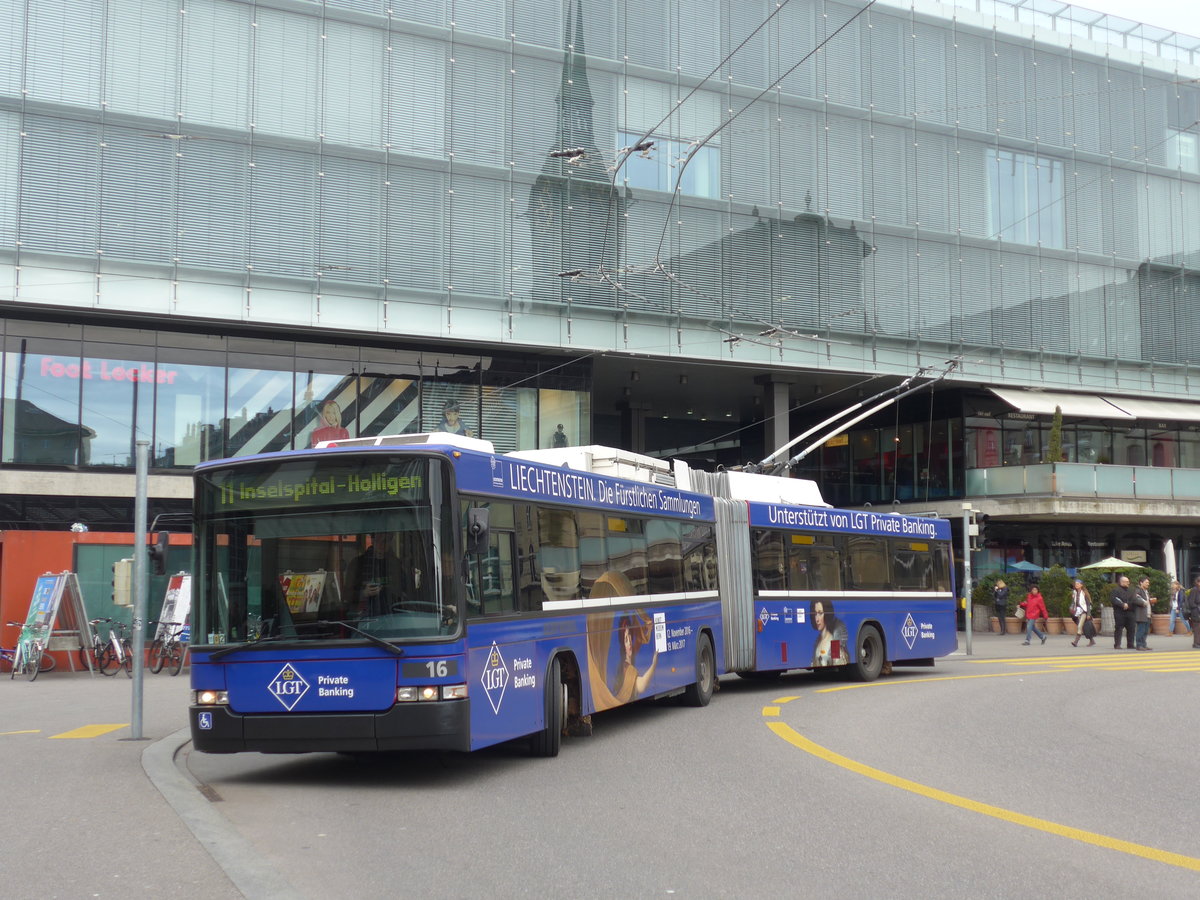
[754,374,799,461]
[618,401,651,453]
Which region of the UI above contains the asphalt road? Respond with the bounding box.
[4,634,1198,899]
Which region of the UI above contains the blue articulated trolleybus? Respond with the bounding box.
[189,434,723,756]
[189,434,956,756]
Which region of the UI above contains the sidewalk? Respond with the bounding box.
[951,627,1199,659]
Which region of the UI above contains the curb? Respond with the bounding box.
[141,727,300,899]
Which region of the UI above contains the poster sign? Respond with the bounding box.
[155,574,192,643]
[17,572,93,672]
[278,571,328,615]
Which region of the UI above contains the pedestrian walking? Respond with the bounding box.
[1070,579,1094,647]
[1111,574,1137,650]
[1186,577,1200,650]
[1168,580,1191,637]
[1133,575,1153,651]
[993,579,1010,636]
[1020,587,1048,645]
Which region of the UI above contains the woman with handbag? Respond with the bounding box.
[1070,579,1094,647]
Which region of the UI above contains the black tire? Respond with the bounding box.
[149,640,165,674]
[529,657,563,758]
[167,642,184,676]
[98,647,120,676]
[122,642,134,678]
[852,625,885,682]
[27,647,42,682]
[38,652,56,673]
[78,647,92,671]
[682,633,715,707]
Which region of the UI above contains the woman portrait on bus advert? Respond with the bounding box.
[612,612,659,702]
[810,598,849,667]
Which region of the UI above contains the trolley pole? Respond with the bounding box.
[961,502,973,657]
[131,440,149,740]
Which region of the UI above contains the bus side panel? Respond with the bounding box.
[752,595,957,670]
[466,600,724,751]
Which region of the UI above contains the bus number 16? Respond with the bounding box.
[425,660,449,677]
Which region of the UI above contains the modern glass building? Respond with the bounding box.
[1,0,1199,577]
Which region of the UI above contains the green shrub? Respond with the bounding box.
[1039,565,1072,616]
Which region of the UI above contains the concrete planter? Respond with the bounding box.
[1150,614,1171,635]
[1006,618,1024,635]
[1044,617,1065,635]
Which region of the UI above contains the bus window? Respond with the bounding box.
[682,523,717,592]
[846,536,889,591]
[786,534,843,590]
[933,544,952,592]
[576,510,607,598]
[537,507,581,604]
[646,519,683,593]
[462,501,517,617]
[751,529,787,589]
[891,540,936,591]
[605,516,647,594]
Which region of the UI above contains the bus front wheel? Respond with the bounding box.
[852,625,884,682]
[682,633,715,707]
[529,656,564,758]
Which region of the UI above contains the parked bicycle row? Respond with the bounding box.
[2,618,188,681]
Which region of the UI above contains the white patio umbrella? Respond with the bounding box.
[1079,556,1138,570]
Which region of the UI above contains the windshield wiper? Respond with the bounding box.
[316,620,406,657]
[208,620,406,660]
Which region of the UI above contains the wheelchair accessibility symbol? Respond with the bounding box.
[198,712,213,730]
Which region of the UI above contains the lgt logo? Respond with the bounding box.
[901,613,918,650]
[480,642,509,714]
[268,663,310,711]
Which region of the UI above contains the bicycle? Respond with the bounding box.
[82,618,133,677]
[147,620,186,676]
[4,622,56,681]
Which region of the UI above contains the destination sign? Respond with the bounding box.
[203,459,427,510]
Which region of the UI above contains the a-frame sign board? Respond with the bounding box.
[20,571,95,674]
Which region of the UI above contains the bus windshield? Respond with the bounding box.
[194,455,458,645]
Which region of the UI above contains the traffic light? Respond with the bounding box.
[149,530,170,576]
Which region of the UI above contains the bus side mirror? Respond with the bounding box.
[466,508,490,556]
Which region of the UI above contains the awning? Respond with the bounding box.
[989,388,1133,420]
[1101,396,1200,423]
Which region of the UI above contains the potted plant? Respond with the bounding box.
[1039,565,1071,634]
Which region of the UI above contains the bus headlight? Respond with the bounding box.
[397,684,467,702]
[194,690,228,706]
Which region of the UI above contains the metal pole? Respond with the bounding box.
[961,502,973,657]
[131,440,149,740]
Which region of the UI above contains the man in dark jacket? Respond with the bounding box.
[1110,574,1137,650]
[1186,576,1200,650]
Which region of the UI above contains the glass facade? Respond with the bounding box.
[0,0,1196,377]
[0,320,591,469]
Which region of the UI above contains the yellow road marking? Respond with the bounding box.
[767,720,1200,870]
[772,695,801,704]
[0,729,40,736]
[49,724,128,740]
[762,706,780,716]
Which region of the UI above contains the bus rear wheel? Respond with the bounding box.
[852,625,884,682]
[529,656,564,758]
[682,633,715,707]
